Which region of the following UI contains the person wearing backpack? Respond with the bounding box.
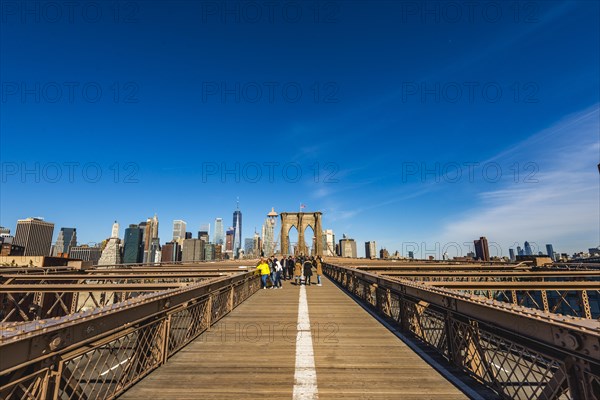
[303,257,313,286]
[273,257,283,289]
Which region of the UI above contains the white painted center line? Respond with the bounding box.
[292,284,318,400]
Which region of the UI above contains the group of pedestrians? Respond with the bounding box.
[255,255,323,289]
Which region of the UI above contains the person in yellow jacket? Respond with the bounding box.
[256,258,271,289]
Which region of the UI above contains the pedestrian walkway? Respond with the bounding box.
[119,278,469,399]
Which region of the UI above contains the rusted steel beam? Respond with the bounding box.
[0,272,258,374]
[324,264,600,362]
[417,281,599,290]
[0,283,195,292]
[1,273,227,281]
[380,271,600,277]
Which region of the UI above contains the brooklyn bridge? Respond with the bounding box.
[1,255,599,400]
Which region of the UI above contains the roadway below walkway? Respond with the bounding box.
[119,276,470,399]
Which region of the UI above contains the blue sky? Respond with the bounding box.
[1,1,598,258]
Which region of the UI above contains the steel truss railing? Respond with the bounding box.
[0,269,241,323]
[383,276,600,320]
[324,263,600,400]
[0,272,260,400]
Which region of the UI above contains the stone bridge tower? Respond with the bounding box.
[279,212,323,256]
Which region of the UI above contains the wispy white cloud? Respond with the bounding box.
[436,105,600,255]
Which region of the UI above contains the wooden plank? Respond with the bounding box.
[119,278,468,399]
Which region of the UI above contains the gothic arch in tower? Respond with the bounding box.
[279,212,323,256]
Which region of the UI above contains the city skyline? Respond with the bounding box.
[1,208,598,259]
[1,2,598,259]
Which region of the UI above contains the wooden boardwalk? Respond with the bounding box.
[119,277,469,399]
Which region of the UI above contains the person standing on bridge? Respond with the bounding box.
[294,257,303,285]
[267,256,275,284]
[285,255,294,280]
[256,258,271,289]
[303,257,314,285]
[273,257,283,289]
[315,256,323,286]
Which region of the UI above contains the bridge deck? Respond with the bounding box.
[119,277,469,399]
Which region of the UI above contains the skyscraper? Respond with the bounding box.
[214,218,224,245]
[233,203,242,258]
[182,239,204,262]
[323,229,335,256]
[143,215,159,262]
[524,241,533,256]
[69,245,102,265]
[262,218,276,256]
[509,248,516,261]
[204,243,215,261]
[546,244,555,261]
[253,231,261,257]
[161,242,180,263]
[98,221,123,265]
[244,238,254,257]
[197,229,209,242]
[14,217,55,256]
[123,224,144,263]
[474,236,490,261]
[365,241,377,259]
[148,238,161,264]
[225,229,234,252]
[517,246,523,256]
[52,227,77,256]
[339,235,357,258]
[172,220,186,242]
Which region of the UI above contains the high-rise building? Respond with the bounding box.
[339,235,357,258]
[148,238,161,264]
[214,218,224,245]
[262,218,276,256]
[244,238,254,257]
[517,246,523,256]
[51,227,77,256]
[161,241,181,263]
[474,236,490,261]
[185,232,192,239]
[233,202,242,258]
[365,241,377,259]
[98,221,123,265]
[182,239,204,262]
[204,243,215,261]
[143,215,159,262]
[198,230,209,242]
[323,229,335,256]
[509,248,516,261]
[225,229,234,252]
[253,231,261,257]
[0,227,10,236]
[123,224,144,263]
[380,248,389,259]
[172,220,186,242]
[546,244,555,261]
[69,245,102,265]
[408,251,414,259]
[14,217,55,256]
[524,241,533,256]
